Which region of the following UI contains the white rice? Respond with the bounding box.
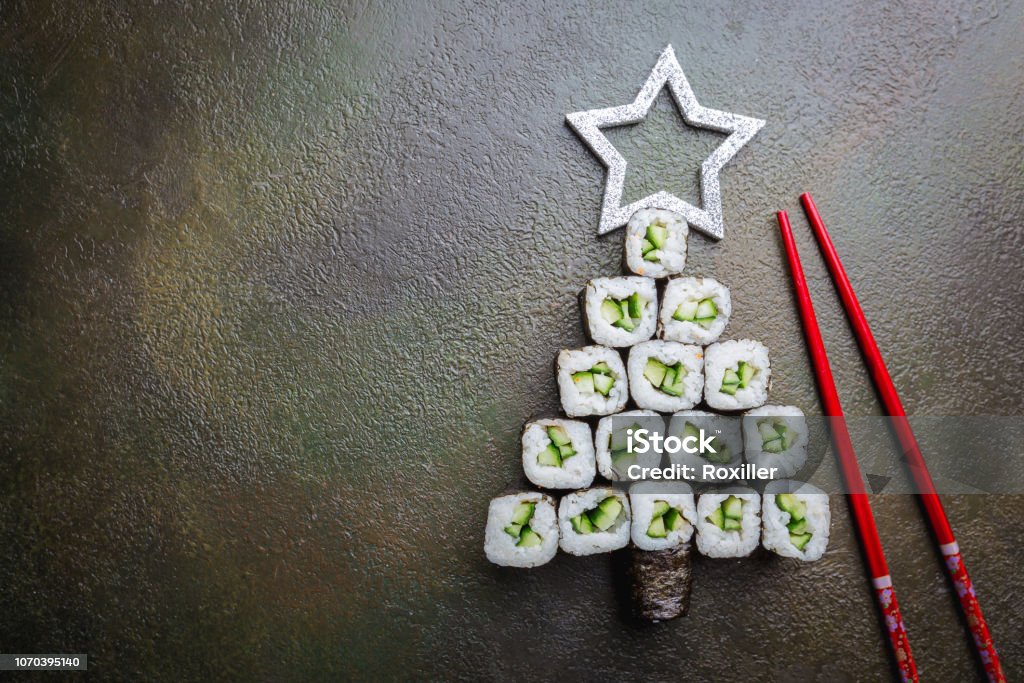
[743,405,809,478]
[695,486,761,558]
[658,276,731,345]
[665,410,744,482]
[624,208,687,278]
[629,480,697,551]
[521,419,596,489]
[595,410,663,481]
[703,339,771,411]
[484,492,559,568]
[558,488,631,556]
[627,340,704,412]
[556,346,628,417]
[762,480,830,561]
[583,276,658,347]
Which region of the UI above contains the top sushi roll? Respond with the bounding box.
[703,339,771,411]
[658,276,731,345]
[624,208,687,278]
[582,276,658,347]
[556,346,628,417]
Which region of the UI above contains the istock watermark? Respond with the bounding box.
[625,426,780,482]
[601,414,1024,494]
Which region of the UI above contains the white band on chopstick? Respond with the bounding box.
[872,575,892,589]
[940,542,960,556]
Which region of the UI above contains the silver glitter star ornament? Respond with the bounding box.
[566,45,765,240]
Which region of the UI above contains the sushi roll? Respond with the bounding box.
[521,419,596,489]
[624,208,687,278]
[558,487,631,556]
[628,544,693,622]
[556,346,629,417]
[629,481,697,550]
[666,410,744,482]
[484,492,559,568]
[695,486,761,558]
[582,276,658,347]
[762,480,830,561]
[595,410,663,480]
[658,276,731,345]
[627,340,704,412]
[703,339,771,411]
[743,405,809,478]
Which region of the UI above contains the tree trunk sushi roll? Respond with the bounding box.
[485,493,559,568]
[666,410,744,482]
[558,488,631,556]
[742,405,808,478]
[582,276,658,348]
[629,544,693,622]
[695,487,761,558]
[521,419,596,489]
[762,481,830,561]
[629,481,697,551]
[624,208,688,278]
[627,340,704,412]
[658,276,731,345]
[556,346,629,417]
[703,339,771,411]
[595,410,663,480]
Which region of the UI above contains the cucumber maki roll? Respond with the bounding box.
[582,276,658,348]
[556,346,628,417]
[666,410,744,482]
[629,544,693,622]
[624,208,687,278]
[595,410,663,480]
[658,276,731,345]
[703,339,771,411]
[484,492,559,568]
[521,419,596,490]
[742,405,809,478]
[558,488,631,556]
[762,481,830,561]
[629,481,697,551]
[627,340,704,412]
[695,487,761,558]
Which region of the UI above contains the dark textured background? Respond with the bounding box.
[2,1,1022,680]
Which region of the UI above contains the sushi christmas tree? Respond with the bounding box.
[486,46,826,622]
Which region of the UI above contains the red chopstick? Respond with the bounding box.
[777,210,918,682]
[800,193,1005,682]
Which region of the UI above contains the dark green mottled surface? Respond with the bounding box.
[2,1,1022,680]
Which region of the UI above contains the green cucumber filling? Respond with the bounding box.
[706,495,744,531]
[643,358,687,396]
[672,297,718,329]
[646,499,686,538]
[504,502,542,547]
[758,418,796,453]
[776,493,812,550]
[538,425,577,468]
[682,422,730,464]
[571,361,615,397]
[640,220,668,262]
[570,496,624,534]
[719,360,758,396]
[608,422,642,464]
[600,292,647,332]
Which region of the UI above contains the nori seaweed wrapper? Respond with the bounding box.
[629,543,693,622]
